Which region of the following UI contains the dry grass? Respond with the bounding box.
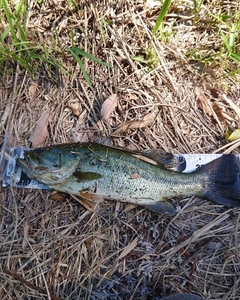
[1,0,240,299]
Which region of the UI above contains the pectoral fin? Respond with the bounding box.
[143,201,176,215]
[73,171,102,182]
[79,190,104,202]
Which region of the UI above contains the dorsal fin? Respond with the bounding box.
[101,143,186,171]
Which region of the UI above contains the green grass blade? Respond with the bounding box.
[15,19,27,43]
[132,56,147,63]
[32,55,62,69]
[152,0,172,36]
[67,47,92,86]
[221,32,230,52]
[0,24,12,41]
[230,52,240,63]
[70,46,113,69]
[1,0,29,54]
[193,0,197,12]
[1,0,18,44]
[193,0,205,14]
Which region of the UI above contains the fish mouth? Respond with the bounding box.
[16,157,41,183]
[16,157,37,178]
[17,157,32,171]
[16,157,59,185]
[16,155,79,185]
[17,149,48,172]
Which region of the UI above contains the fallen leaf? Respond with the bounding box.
[30,112,52,147]
[28,82,39,100]
[49,192,68,201]
[124,93,138,100]
[195,87,213,117]
[212,102,225,123]
[68,99,81,117]
[210,88,219,99]
[195,87,226,126]
[114,201,121,218]
[101,94,118,120]
[70,193,100,212]
[228,129,240,141]
[118,238,138,260]
[123,203,138,212]
[113,112,155,135]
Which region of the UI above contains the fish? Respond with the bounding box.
[17,142,240,215]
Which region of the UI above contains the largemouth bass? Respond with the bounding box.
[17,143,240,215]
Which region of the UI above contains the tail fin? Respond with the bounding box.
[202,154,240,207]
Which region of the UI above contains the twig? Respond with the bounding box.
[161,210,231,257]
[2,268,62,300]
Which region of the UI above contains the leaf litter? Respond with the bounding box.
[228,129,240,141]
[1,1,240,300]
[118,238,138,260]
[29,112,52,147]
[101,94,118,120]
[113,111,156,135]
[68,99,81,117]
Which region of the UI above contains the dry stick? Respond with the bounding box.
[0,102,13,131]
[0,69,20,132]
[222,139,240,153]
[106,25,140,79]
[169,109,191,152]
[221,93,240,117]
[172,238,213,276]
[0,65,26,152]
[25,237,53,300]
[129,276,144,300]
[2,268,62,300]
[76,81,102,131]
[137,11,178,96]
[234,212,240,265]
[49,241,64,290]
[161,210,231,257]
[10,68,28,134]
[72,89,91,113]
[223,139,240,154]
[213,138,240,153]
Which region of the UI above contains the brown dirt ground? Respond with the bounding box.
[1,1,240,299]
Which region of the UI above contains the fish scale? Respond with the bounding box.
[70,147,203,201]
